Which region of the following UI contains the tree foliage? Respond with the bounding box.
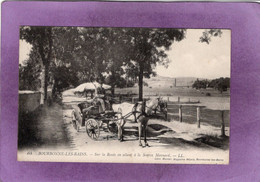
[123,28,186,100]
[209,77,230,93]
[19,47,41,90]
[20,26,53,103]
[192,79,209,89]
[192,77,230,93]
[199,29,222,44]
[19,27,222,103]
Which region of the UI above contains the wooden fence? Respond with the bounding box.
[170,104,227,136]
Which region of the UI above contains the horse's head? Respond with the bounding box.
[156,96,162,101]
[134,98,160,118]
[158,99,167,113]
[145,98,160,115]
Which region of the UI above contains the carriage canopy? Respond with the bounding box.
[73,82,111,93]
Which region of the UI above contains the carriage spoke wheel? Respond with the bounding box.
[85,119,100,140]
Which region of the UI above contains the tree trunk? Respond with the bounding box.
[52,78,57,97]
[45,27,53,102]
[44,62,49,101]
[40,63,46,105]
[111,70,115,96]
[40,62,50,104]
[38,27,53,104]
[138,61,144,101]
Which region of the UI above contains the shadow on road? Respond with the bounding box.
[106,122,229,150]
[18,103,72,150]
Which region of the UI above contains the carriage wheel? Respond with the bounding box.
[85,119,100,140]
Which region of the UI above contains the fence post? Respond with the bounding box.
[197,107,200,128]
[221,110,226,137]
[132,97,134,104]
[179,105,182,122]
[167,97,169,102]
[119,95,122,103]
[178,97,180,103]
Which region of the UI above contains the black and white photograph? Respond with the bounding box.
[18,26,230,164]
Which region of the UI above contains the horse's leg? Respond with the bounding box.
[144,122,149,147]
[117,124,121,141]
[138,122,142,147]
[117,119,125,142]
[121,119,126,141]
[121,126,124,142]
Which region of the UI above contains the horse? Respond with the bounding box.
[112,98,160,147]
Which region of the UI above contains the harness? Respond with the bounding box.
[78,99,155,124]
[133,101,149,121]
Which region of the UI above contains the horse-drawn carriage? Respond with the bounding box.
[71,98,123,140]
[71,95,168,146]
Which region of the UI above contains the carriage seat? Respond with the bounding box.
[78,102,96,113]
[78,98,112,115]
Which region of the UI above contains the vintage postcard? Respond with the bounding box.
[18,26,230,164]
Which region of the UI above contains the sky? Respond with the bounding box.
[19,29,231,79]
[155,29,231,79]
[19,40,32,65]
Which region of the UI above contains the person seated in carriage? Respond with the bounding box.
[93,85,106,113]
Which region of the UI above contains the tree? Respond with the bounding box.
[19,27,223,103]
[77,27,134,95]
[192,79,209,89]
[50,27,82,95]
[199,29,222,44]
[20,26,53,104]
[19,47,41,90]
[208,77,230,93]
[101,28,131,95]
[125,28,186,101]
